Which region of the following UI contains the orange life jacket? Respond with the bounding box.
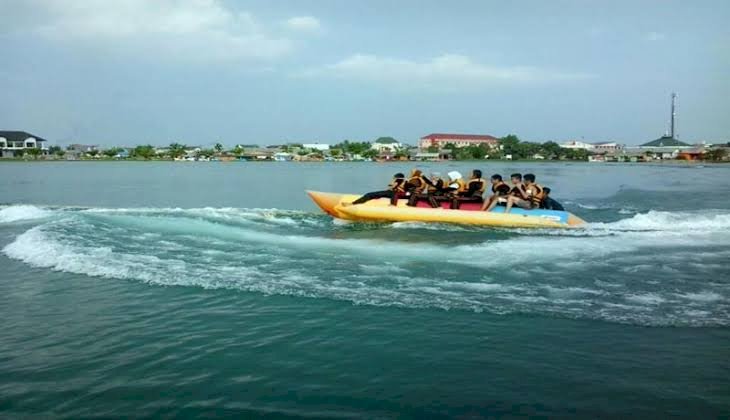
[406,175,425,192]
[467,178,487,195]
[389,178,406,193]
[526,183,545,207]
[492,181,510,195]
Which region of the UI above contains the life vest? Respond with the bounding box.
[427,178,444,193]
[406,175,425,192]
[467,178,487,195]
[526,183,545,207]
[450,178,466,192]
[492,181,510,195]
[510,184,528,199]
[389,178,406,193]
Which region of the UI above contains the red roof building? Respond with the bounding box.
[419,133,499,150]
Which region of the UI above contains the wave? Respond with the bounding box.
[2,205,729,327]
[0,204,53,223]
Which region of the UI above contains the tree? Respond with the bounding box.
[132,145,156,160]
[168,143,187,159]
[26,147,42,159]
[427,145,439,153]
[540,141,562,159]
[102,147,122,158]
[232,145,244,156]
[706,148,727,161]
[499,135,521,157]
[87,149,99,158]
[330,148,342,157]
[214,142,224,154]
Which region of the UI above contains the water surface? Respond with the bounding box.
[1,161,728,417]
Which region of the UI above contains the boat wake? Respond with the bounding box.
[2,204,729,327]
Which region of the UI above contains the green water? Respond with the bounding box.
[1,162,729,417]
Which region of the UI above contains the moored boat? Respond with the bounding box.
[307,191,586,229]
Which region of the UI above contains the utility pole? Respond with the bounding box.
[670,92,677,139]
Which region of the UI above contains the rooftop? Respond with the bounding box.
[0,131,48,142]
[421,133,498,141]
[641,136,690,147]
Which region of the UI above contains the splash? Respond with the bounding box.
[0,205,53,223]
[2,205,729,327]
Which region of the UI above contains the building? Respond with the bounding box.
[640,135,690,148]
[370,138,403,153]
[560,140,594,150]
[559,140,623,152]
[302,143,330,151]
[0,131,48,157]
[591,142,623,152]
[419,133,499,150]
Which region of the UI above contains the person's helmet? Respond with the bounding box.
[448,171,462,181]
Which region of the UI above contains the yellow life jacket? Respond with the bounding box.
[427,177,443,193]
[450,178,466,192]
[526,183,545,206]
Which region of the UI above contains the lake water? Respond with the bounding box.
[1,161,729,417]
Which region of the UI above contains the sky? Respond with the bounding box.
[1,0,728,147]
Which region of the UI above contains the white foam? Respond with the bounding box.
[677,291,724,302]
[0,205,53,223]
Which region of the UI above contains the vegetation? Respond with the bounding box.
[706,148,727,162]
[131,145,156,160]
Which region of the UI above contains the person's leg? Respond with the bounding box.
[407,193,419,207]
[486,195,503,212]
[389,191,401,206]
[351,190,390,205]
[505,196,517,213]
[481,195,495,211]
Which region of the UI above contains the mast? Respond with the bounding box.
[670,92,677,138]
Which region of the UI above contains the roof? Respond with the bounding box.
[0,131,48,142]
[421,133,498,141]
[641,136,690,147]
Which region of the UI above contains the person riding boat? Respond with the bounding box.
[540,187,565,211]
[348,172,406,206]
[450,170,487,209]
[480,174,512,211]
[484,173,527,212]
[405,169,426,194]
[407,171,443,207]
[445,171,465,193]
[504,173,544,213]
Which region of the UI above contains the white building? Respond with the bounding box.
[303,143,330,151]
[560,140,594,150]
[0,131,49,158]
[371,141,403,153]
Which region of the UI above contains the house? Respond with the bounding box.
[371,138,403,153]
[592,142,623,152]
[302,143,330,151]
[640,135,690,148]
[419,133,499,150]
[560,140,624,152]
[0,131,49,157]
[677,148,705,161]
[560,140,594,150]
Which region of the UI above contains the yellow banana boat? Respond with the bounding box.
[307,191,586,229]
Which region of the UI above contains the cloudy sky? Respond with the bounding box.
[1,0,728,146]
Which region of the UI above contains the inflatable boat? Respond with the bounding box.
[307,191,586,229]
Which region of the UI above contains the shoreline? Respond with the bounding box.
[0,158,725,165]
